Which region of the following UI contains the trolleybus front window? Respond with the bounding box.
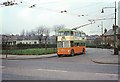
[58,31,73,36]
[57,41,63,48]
[57,41,70,48]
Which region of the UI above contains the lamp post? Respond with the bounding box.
[101,1,119,55]
[98,21,104,48]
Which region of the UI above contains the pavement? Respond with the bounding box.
[91,49,120,64]
[0,54,57,60]
[91,53,119,64]
[0,49,120,64]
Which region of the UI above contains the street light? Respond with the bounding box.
[101,1,119,55]
[98,21,104,48]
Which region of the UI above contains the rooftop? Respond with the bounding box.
[104,27,120,36]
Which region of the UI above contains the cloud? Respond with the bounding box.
[1,0,117,35]
[17,8,33,21]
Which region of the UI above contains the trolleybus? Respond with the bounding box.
[57,28,86,57]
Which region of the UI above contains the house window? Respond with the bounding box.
[34,41,37,44]
[13,41,16,45]
[20,42,22,44]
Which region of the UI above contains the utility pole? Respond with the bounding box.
[101,21,104,48]
[101,21,103,37]
[101,1,119,55]
[113,1,119,55]
[98,21,104,47]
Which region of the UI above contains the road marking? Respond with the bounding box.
[37,68,68,73]
[97,64,119,66]
[0,66,5,69]
[37,68,118,76]
[95,73,118,77]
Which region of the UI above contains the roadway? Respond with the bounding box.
[1,48,119,80]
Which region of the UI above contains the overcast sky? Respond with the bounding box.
[0,0,120,35]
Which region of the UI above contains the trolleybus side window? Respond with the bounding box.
[74,43,79,46]
[79,32,81,37]
[58,31,72,36]
[79,43,85,46]
[57,41,70,48]
[58,31,74,36]
[57,41,63,48]
[71,31,73,36]
[71,41,74,47]
[63,41,69,47]
[64,31,70,36]
[81,33,86,37]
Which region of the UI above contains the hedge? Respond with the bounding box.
[1,44,57,50]
[86,44,112,49]
[2,48,57,55]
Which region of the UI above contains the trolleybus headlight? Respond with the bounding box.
[68,50,70,52]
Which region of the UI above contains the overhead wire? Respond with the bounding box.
[12,0,87,17]
[15,1,88,18]
[0,0,113,18]
[1,0,118,22]
[69,2,105,11]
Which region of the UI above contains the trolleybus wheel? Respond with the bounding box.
[57,54,62,57]
[71,49,74,56]
[82,48,85,54]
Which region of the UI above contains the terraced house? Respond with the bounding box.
[2,34,56,45]
[103,1,120,49]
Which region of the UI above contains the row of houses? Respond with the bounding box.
[103,26,120,47]
[1,26,120,48]
[1,34,100,45]
[99,0,120,46]
[87,1,120,47]
[1,35,56,45]
[1,33,119,46]
[86,25,120,48]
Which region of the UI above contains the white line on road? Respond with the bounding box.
[37,68,68,73]
[37,69,118,77]
[95,73,118,77]
[37,68,118,77]
[0,66,5,69]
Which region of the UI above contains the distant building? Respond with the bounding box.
[48,35,56,44]
[103,27,120,47]
[2,34,56,45]
[103,2,120,48]
[86,35,100,44]
[0,35,2,44]
[118,1,120,27]
[2,34,18,45]
[117,1,120,48]
[16,40,39,44]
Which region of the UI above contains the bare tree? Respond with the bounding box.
[52,24,65,44]
[25,29,37,40]
[29,30,36,36]
[21,29,25,40]
[25,31,31,40]
[21,29,25,36]
[53,24,65,35]
[44,27,50,50]
[36,26,46,44]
